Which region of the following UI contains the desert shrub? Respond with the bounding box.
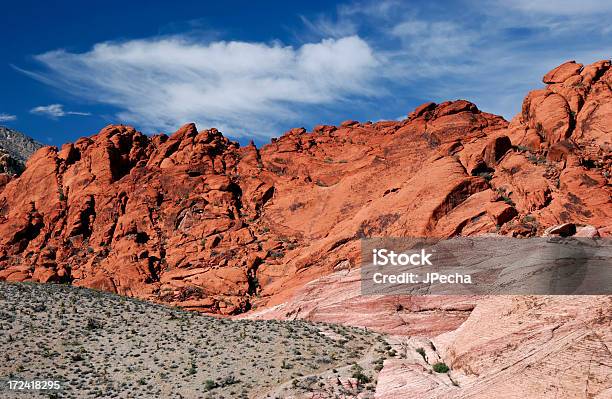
[203,380,218,391]
[433,362,450,373]
[0,311,15,322]
[523,215,536,223]
[31,303,47,312]
[373,358,385,372]
[477,171,493,181]
[316,356,332,365]
[86,317,103,330]
[70,353,84,362]
[351,364,371,384]
[219,375,239,387]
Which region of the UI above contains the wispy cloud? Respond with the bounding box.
[18,0,612,137]
[0,113,17,122]
[30,104,91,119]
[300,0,612,118]
[501,0,612,15]
[22,36,379,137]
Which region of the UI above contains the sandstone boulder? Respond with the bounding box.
[543,60,583,83]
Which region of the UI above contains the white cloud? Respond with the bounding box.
[0,113,17,122]
[501,0,612,15]
[302,0,611,118]
[20,0,612,134]
[298,0,400,39]
[26,36,378,137]
[30,104,91,118]
[390,20,479,58]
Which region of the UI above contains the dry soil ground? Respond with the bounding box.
[0,282,393,398]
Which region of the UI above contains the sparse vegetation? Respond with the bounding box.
[433,362,450,373]
[350,363,371,384]
[496,187,515,206]
[477,171,493,181]
[0,282,386,398]
[526,153,547,165]
[269,250,285,259]
[373,357,385,372]
[85,317,103,330]
[523,215,536,223]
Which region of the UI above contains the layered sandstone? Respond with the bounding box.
[368,295,612,399]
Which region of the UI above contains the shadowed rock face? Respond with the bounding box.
[0,60,610,317]
[0,126,43,178]
[0,126,43,164]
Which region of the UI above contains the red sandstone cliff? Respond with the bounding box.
[0,60,610,317]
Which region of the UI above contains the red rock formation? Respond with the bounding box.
[0,60,610,317]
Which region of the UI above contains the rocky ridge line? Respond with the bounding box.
[0,60,609,316]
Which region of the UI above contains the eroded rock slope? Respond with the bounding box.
[0,60,610,316]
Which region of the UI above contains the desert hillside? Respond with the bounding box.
[0,60,610,315]
[0,282,389,399]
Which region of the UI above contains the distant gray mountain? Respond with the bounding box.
[0,126,43,175]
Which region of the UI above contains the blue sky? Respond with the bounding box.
[1,0,610,146]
